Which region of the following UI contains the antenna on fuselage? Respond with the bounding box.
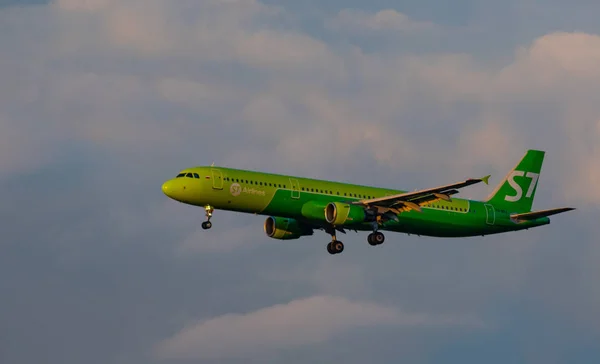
[211,162,215,167]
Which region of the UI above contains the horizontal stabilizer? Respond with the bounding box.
[510,207,575,222]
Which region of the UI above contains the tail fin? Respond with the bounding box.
[485,149,545,212]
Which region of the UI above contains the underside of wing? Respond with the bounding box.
[510,207,575,222]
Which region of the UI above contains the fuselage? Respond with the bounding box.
[161,166,549,237]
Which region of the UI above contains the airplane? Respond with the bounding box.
[161,149,575,255]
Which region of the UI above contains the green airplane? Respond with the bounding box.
[162,149,574,255]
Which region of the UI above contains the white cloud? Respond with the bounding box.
[154,295,484,359]
[328,9,436,33]
[4,2,600,206]
[53,0,334,70]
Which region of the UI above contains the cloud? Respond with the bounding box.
[53,0,336,72]
[3,2,599,205]
[154,295,484,359]
[2,1,600,364]
[328,9,436,33]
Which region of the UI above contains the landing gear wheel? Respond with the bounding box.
[327,241,344,255]
[367,232,385,246]
[367,233,376,246]
[202,221,212,230]
[325,226,344,254]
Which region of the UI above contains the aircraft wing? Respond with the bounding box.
[351,175,491,214]
[510,207,575,222]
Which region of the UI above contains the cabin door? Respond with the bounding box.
[289,178,300,199]
[211,169,224,190]
[484,204,495,225]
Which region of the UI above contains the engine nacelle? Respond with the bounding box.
[264,216,313,240]
[300,200,329,221]
[325,202,376,226]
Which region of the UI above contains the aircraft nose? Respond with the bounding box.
[162,181,172,196]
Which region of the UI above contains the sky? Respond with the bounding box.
[1,0,599,363]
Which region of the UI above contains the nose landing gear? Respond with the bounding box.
[201,205,214,230]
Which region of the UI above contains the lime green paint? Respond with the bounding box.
[162,150,573,240]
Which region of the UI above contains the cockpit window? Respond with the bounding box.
[193,173,199,179]
[186,173,193,178]
[176,173,185,178]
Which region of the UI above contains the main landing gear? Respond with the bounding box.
[367,231,385,246]
[325,227,344,255]
[201,205,214,230]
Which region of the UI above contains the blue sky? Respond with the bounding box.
[1,1,600,363]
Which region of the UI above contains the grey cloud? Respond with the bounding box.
[154,295,484,360]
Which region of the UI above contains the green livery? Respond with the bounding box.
[162,150,574,255]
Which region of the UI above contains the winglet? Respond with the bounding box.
[481,175,491,185]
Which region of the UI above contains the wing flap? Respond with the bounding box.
[353,176,490,212]
[510,207,575,222]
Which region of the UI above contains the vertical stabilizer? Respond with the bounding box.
[485,150,545,212]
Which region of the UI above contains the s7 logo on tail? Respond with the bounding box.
[505,171,539,202]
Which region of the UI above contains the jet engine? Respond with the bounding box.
[264,216,314,240]
[325,202,377,226]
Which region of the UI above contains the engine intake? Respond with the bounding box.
[264,216,313,240]
[325,202,376,226]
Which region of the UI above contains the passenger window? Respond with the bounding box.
[250,181,253,184]
[337,192,340,195]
